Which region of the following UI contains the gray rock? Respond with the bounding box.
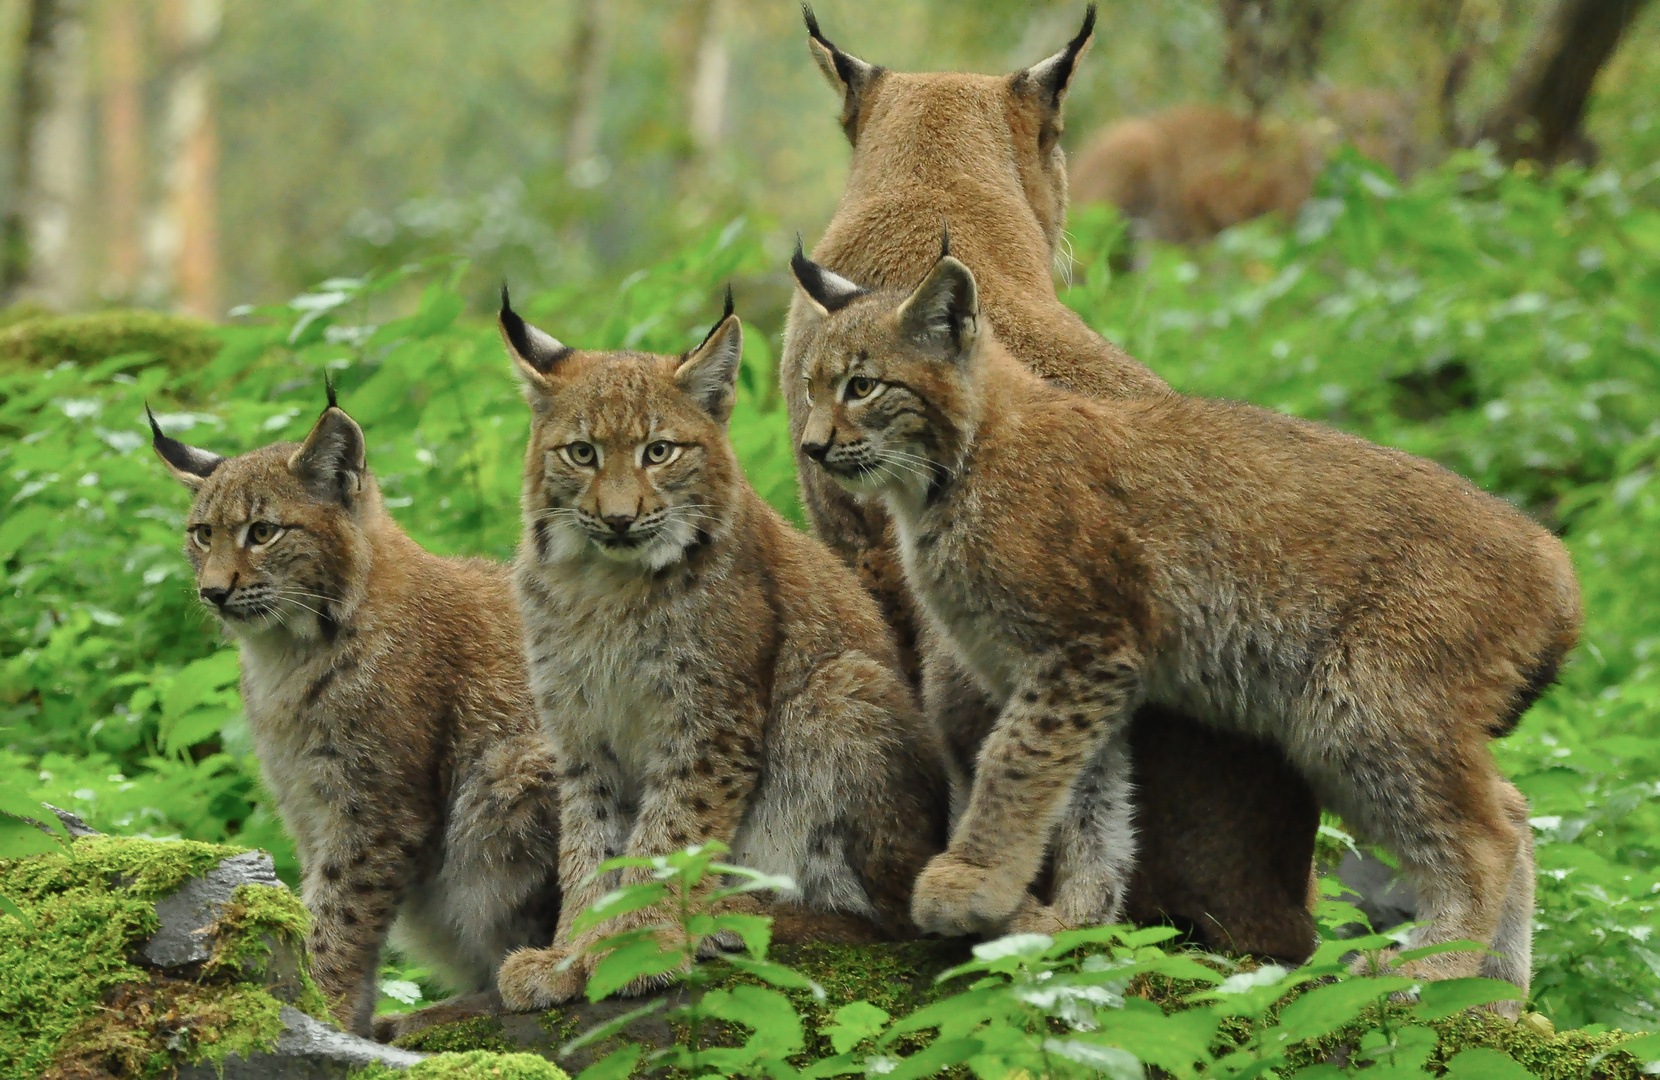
[177,1006,426,1079]
[1337,850,1417,933]
[145,850,287,967]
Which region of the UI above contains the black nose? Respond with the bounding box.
[800,439,830,462]
[601,514,634,535]
[199,586,230,607]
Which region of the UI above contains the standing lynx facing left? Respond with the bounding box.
[151,394,561,1036]
[787,246,1580,1002]
[493,291,950,1009]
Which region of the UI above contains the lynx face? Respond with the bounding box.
[151,404,370,640]
[790,253,980,504]
[502,292,745,573]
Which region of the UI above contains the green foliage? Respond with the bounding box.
[0,310,221,375]
[0,835,326,1080]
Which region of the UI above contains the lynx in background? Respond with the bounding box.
[151,395,561,1037]
[789,5,1322,960]
[494,291,949,1009]
[789,247,1580,1004]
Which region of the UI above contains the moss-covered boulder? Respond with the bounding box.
[0,309,220,374]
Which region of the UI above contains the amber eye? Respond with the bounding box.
[846,376,878,400]
[565,442,597,467]
[644,440,675,465]
[248,522,279,545]
[191,524,212,549]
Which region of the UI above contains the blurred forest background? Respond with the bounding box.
[0,0,1653,315]
[4,0,1660,1036]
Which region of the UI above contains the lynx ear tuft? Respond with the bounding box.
[803,4,880,142]
[289,403,367,507]
[791,238,868,317]
[676,299,743,424]
[897,256,979,362]
[1015,3,1095,115]
[148,404,224,489]
[499,284,572,383]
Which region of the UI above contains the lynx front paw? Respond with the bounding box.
[497,945,586,1010]
[911,853,1026,937]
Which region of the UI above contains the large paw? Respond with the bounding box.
[1004,894,1072,936]
[911,853,1026,937]
[1051,874,1126,928]
[497,945,587,1010]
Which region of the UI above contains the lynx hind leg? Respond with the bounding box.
[734,651,948,939]
[919,637,995,829]
[1480,780,1535,1008]
[435,734,564,988]
[1049,735,1137,928]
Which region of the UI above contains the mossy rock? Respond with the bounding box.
[0,309,220,374]
[0,834,329,1080]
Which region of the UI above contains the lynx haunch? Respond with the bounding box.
[789,247,1580,1001]
[494,290,949,1009]
[151,394,561,1036]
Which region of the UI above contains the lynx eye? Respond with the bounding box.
[248,522,280,546]
[564,442,598,467]
[643,440,677,466]
[190,524,212,549]
[845,376,879,401]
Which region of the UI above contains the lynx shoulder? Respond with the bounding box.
[788,248,1580,1007]
[151,397,560,1037]
[492,291,949,1010]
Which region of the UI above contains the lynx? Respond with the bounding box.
[492,291,949,1009]
[788,247,1580,1000]
[789,5,1322,958]
[150,394,561,1036]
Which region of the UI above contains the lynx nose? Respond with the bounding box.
[800,439,830,462]
[601,514,635,536]
[199,586,230,607]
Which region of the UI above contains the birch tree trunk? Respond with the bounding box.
[142,0,220,316]
[563,0,612,188]
[687,0,732,157]
[99,0,142,299]
[2,0,90,308]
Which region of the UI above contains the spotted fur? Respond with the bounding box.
[790,252,1581,1004]
[493,297,950,1009]
[784,8,1322,958]
[151,402,560,1036]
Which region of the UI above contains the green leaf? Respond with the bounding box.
[1042,1037,1143,1080]
[1395,940,1493,963]
[1411,977,1523,1020]
[570,882,670,937]
[1094,1003,1220,1078]
[584,934,685,1002]
[699,984,804,1055]
[0,814,63,859]
[822,1001,890,1054]
[1442,1048,1536,1080]
[710,911,772,959]
[722,955,826,1000]
[573,1043,642,1080]
[1612,1032,1660,1063]
[559,999,666,1058]
[0,892,35,932]
[1268,976,1416,1044]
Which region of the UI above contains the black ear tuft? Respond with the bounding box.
[324,371,338,411]
[722,282,735,323]
[1020,3,1097,110]
[690,285,739,357]
[499,284,572,375]
[803,4,826,45]
[148,403,225,486]
[940,221,951,260]
[791,239,868,315]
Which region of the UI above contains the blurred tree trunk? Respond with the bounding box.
[1219,0,1343,115]
[1474,0,1651,165]
[143,0,220,316]
[563,0,612,187]
[99,0,143,299]
[687,0,731,157]
[2,0,90,309]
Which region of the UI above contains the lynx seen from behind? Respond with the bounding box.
[790,5,1322,960]
[494,291,949,1009]
[151,394,561,1036]
[789,247,1581,1002]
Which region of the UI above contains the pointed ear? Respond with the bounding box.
[289,406,367,506]
[498,284,572,398]
[1012,3,1095,144]
[803,4,880,142]
[148,405,223,490]
[676,292,743,424]
[897,256,979,362]
[791,238,867,317]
